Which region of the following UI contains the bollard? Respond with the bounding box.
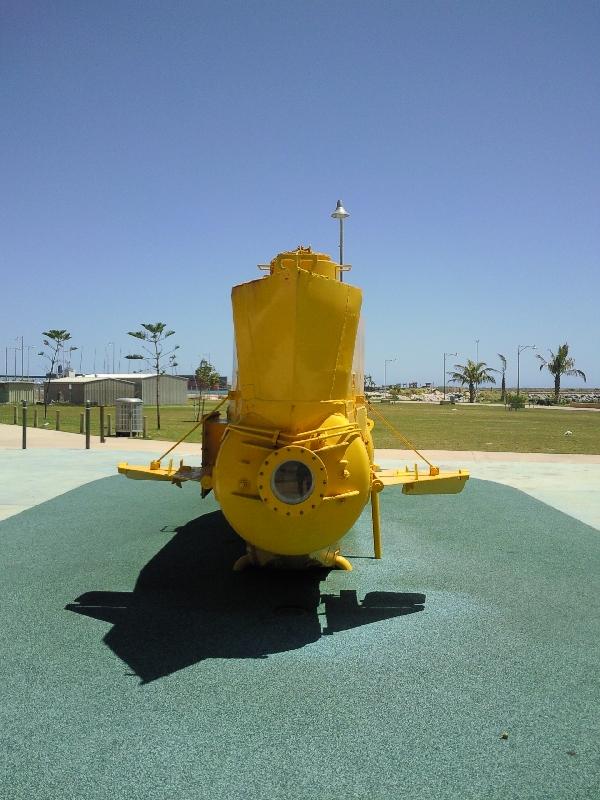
[56,410,60,431]
[107,414,112,437]
[80,413,84,434]
[22,401,27,450]
[100,405,105,443]
[13,405,17,425]
[33,408,38,428]
[85,401,91,450]
[143,416,147,439]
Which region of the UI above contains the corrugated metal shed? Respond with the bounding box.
[137,375,188,405]
[45,379,85,404]
[45,377,135,405]
[85,379,135,405]
[89,374,188,404]
[44,373,188,405]
[0,382,35,404]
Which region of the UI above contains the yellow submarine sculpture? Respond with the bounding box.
[119,247,468,570]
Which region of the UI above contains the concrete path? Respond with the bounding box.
[378,449,600,532]
[0,421,201,453]
[2,424,599,529]
[0,423,201,521]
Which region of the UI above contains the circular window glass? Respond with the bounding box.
[271,460,314,505]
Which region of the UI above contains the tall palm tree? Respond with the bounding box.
[497,353,507,402]
[448,360,498,403]
[536,343,586,403]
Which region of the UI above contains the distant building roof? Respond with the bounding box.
[48,375,138,384]
[86,373,155,380]
[47,373,187,383]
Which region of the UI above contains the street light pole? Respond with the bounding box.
[330,200,350,282]
[517,344,536,397]
[475,338,480,401]
[23,345,36,378]
[443,352,458,398]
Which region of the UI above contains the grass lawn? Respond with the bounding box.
[370,402,599,454]
[1,400,598,454]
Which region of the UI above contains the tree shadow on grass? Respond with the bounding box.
[67,511,425,683]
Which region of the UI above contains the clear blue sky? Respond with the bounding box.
[2,1,599,388]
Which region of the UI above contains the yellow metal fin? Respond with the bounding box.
[375,467,470,495]
[118,462,204,484]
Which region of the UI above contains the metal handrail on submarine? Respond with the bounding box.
[118,247,469,570]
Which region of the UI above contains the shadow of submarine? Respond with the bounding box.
[67,511,425,683]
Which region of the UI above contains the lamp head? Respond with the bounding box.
[331,200,349,220]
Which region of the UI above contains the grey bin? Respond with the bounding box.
[115,397,143,437]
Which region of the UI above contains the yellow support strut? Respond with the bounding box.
[371,482,383,559]
[367,401,469,559]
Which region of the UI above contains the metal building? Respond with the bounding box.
[134,374,188,405]
[89,373,188,404]
[45,376,135,405]
[0,381,35,404]
[44,373,188,406]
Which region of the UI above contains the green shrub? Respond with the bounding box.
[506,393,526,410]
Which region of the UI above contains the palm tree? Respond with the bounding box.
[536,343,586,404]
[448,360,498,403]
[497,353,507,402]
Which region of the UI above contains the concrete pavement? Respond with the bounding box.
[1,423,599,529]
[0,423,201,521]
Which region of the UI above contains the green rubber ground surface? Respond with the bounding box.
[1,476,598,799]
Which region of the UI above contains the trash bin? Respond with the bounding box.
[115,397,143,437]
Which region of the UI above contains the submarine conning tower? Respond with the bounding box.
[228,246,366,436]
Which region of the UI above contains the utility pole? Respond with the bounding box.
[517,344,536,397]
[23,345,35,377]
[443,352,458,399]
[475,338,480,402]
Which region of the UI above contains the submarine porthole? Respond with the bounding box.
[271,460,314,505]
